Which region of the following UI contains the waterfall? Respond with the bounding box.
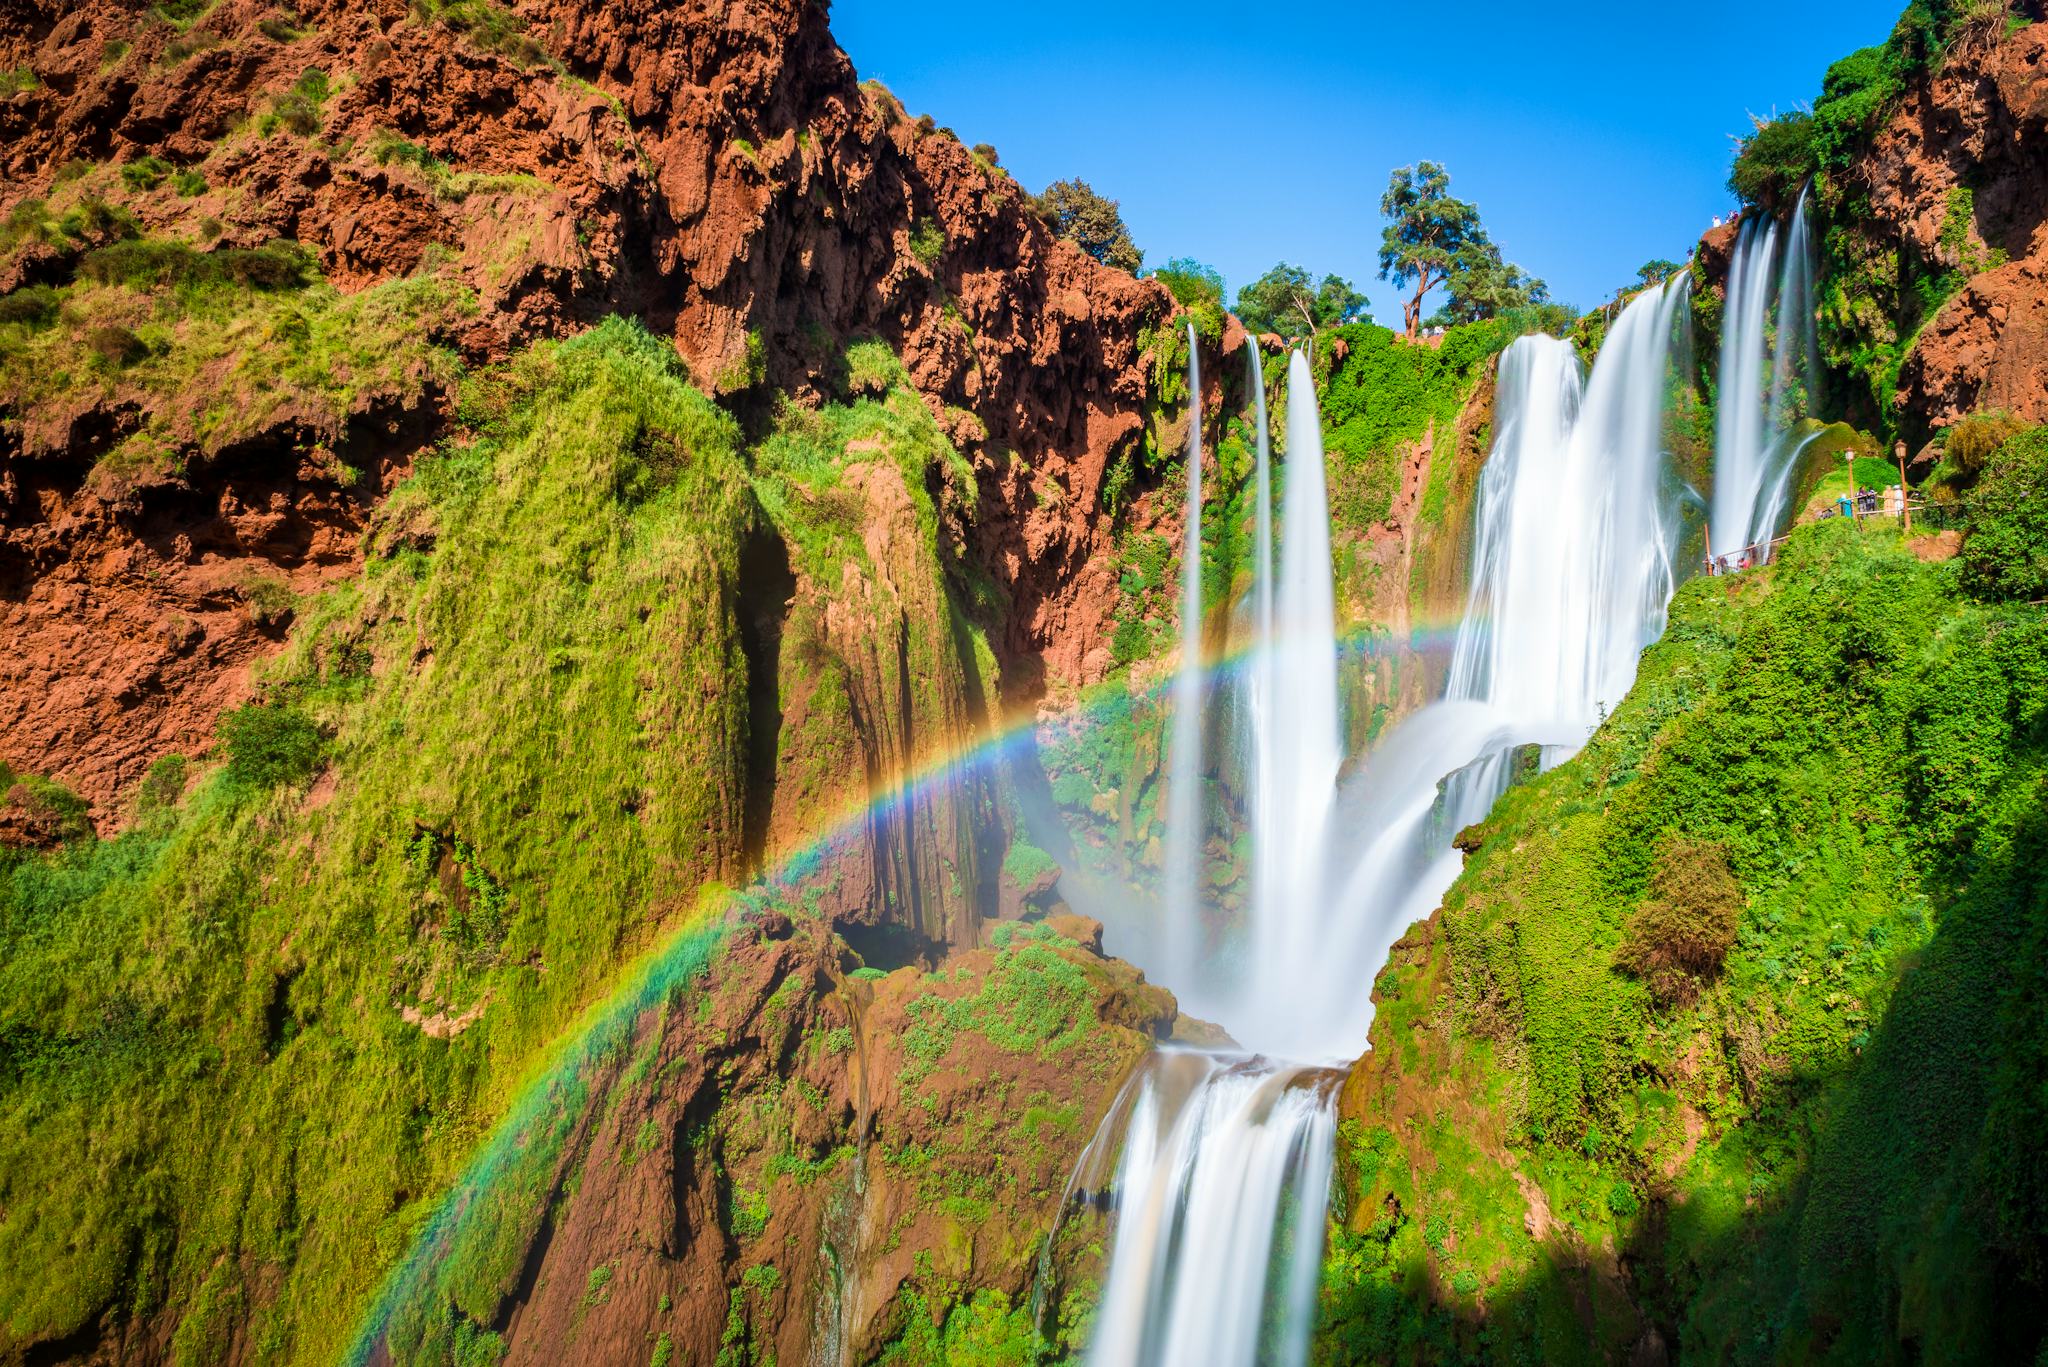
[1248,345,1276,971]
[1161,323,1204,994]
[1244,349,1344,1035]
[1084,1053,1340,1367]
[1710,191,1813,559]
[1076,287,1688,1365]
[1451,276,1692,728]
[1758,190,1818,550]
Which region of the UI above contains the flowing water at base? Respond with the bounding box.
[1083,1053,1341,1367]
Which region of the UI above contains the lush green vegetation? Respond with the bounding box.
[1314,518,2048,1363]
[1031,179,1142,274]
[0,319,763,1362]
[1235,263,1371,340]
[0,222,469,484]
[1318,320,1515,534]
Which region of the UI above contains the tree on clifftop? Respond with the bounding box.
[1433,239,1550,327]
[1378,161,1483,338]
[1032,179,1143,274]
[1234,263,1371,340]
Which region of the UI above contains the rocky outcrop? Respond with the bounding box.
[1868,20,2048,433]
[371,908,1175,1367]
[0,0,1187,821]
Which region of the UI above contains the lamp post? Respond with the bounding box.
[1896,440,1912,533]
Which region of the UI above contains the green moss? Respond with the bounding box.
[0,318,759,1362]
[1000,840,1058,890]
[0,240,470,482]
[1316,519,2048,1363]
[909,219,946,267]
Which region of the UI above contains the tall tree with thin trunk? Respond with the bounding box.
[1378,162,1483,339]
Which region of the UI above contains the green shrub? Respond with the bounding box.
[1958,428,2048,602]
[1000,840,1058,890]
[411,0,549,66]
[84,324,147,366]
[265,67,329,136]
[908,218,945,267]
[0,66,38,96]
[119,156,170,191]
[218,702,326,789]
[1149,257,1226,347]
[238,572,296,626]
[132,754,190,818]
[3,774,91,842]
[1614,834,1743,1007]
[0,285,60,329]
[55,198,140,244]
[171,167,207,197]
[1946,410,2028,474]
[80,238,314,290]
[841,337,904,397]
[1728,112,1816,211]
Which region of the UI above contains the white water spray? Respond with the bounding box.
[1711,192,1814,558]
[1084,1054,1339,1367]
[1080,289,1688,1365]
[1452,276,1693,729]
[1162,323,1205,993]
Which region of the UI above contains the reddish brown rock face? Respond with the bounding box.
[1867,23,2048,432]
[0,0,1183,821]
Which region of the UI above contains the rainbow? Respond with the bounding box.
[342,615,1471,1360]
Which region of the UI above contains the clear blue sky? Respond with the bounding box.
[830,1,1902,318]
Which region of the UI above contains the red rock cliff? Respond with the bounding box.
[0,0,1186,818]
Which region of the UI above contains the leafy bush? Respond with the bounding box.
[908,218,945,267]
[1958,427,2048,602]
[1031,178,1141,274]
[1941,409,2029,484]
[238,571,296,627]
[218,702,326,789]
[1150,257,1225,347]
[999,840,1058,891]
[56,198,140,245]
[1728,112,1816,211]
[841,337,904,398]
[1614,834,1744,1006]
[119,156,170,191]
[3,773,91,842]
[132,754,189,819]
[84,324,147,366]
[0,284,60,328]
[411,0,550,66]
[0,66,37,96]
[171,167,207,197]
[263,67,329,136]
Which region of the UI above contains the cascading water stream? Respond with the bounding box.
[1710,191,1814,558]
[1451,276,1693,728]
[1247,349,1344,1037]
[1161,323,1205,996]
[1075,286,1690,1365]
